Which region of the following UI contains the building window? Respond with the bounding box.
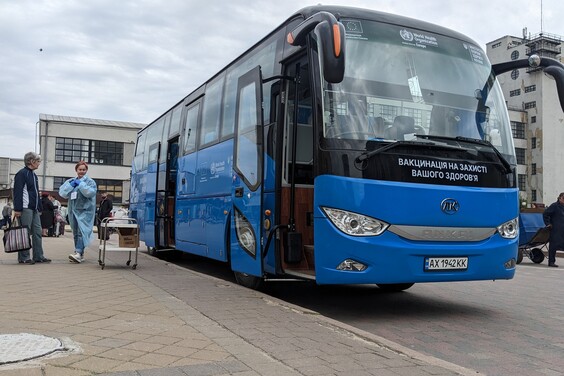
[53,176,71,191]
[524,101,536,109]
[511,121,526,139]
[96,179,124,203]
[53,177,123,203]
[532,190,537,202]
[511,50,520,60]
[524,84,536,93]
[518,174,526,191]
[510,89,521,97]
[531,163,537,175]
[511,69,519,80]
[531,116,536,123]
[515,147,526,164]
[531,137,536,149]
[492,42,502,49]
[55,137,124,165]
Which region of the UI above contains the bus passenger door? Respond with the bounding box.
[230,66,264,279]
[156,137,178,248]
[144,142,160,248]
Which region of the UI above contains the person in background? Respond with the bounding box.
[12,152,51,264]
[40,192,55,237]
[97,192,113,240]
[543,192,564,267]
[57,205,68,236]
[49,194,61,236]
[59,161,97,263]
[1,201,12,229]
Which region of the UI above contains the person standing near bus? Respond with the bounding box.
[96,192,113,240]
[1,201,12,229]
[59,161,97,263]
[12,152,51,264]
[40,192,55,237]
[542,192,564,267]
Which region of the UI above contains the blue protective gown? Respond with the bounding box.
[58,175,97,249]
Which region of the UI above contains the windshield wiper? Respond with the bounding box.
[355,139,461,164]
[415,135,513,174]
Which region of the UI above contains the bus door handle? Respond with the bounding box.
[182,177,186,185]
[235,187,244,197]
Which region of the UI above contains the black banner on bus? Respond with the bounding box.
[361,154,511,188]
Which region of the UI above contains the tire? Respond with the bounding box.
[516,249,524,264]
[530,248,545,264]
[234,271,264,290]
[376,283,414,292]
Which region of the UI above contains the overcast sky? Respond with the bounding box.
[1,0,563,159]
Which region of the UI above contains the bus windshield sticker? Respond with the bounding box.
[344,20,363,34]
[464,43,486,65]
[399,29,439,50]
[343,20,485,65]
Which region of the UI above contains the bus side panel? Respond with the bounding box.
[143,160,158,247]
[204,196,231,262]
[176,197,206,247]
[313,175,518,285]
[130,170,147,241]
[175,239,208,257]
[195,140,233,262]
[175,151,197,248]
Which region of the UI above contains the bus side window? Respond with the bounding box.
[200,74,224,148]
[183,103,200,154]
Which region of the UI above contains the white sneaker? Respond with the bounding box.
[69,252,83,263]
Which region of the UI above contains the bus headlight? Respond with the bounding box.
[321,207,388,236]
[497,217,518,239]
[235,208,256,257]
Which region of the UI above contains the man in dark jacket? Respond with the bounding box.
[97,192,113,240]
[12,152,51,264]
[543,192,564,267]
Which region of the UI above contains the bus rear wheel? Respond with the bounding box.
[234,272,264,290]
[376,283,414,292]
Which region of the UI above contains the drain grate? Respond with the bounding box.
[0,333,64,365]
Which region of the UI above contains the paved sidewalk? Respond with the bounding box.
[0,232,476,376]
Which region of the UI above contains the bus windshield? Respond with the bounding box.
[321,19,515,163]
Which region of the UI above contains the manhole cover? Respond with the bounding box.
[0,333,63,365]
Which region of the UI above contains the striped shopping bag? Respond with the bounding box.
[2,217,32,253]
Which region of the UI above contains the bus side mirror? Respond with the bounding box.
[287,11,345,83]
[492,55,564,113]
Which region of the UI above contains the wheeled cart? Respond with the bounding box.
[98,217,139,270]
[517,211,550,264]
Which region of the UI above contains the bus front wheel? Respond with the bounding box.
[376,283,414,292]
[234,272,264,290]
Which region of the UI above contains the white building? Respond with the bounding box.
[487,31,564,206]
[0,114,144,206]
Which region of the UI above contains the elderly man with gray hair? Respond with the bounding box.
[12,151,51,264]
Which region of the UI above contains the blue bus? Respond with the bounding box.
[130,6,564,291]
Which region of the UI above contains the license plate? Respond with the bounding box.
[425,257,468,270]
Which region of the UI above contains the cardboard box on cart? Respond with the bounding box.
[118,227,139,247]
